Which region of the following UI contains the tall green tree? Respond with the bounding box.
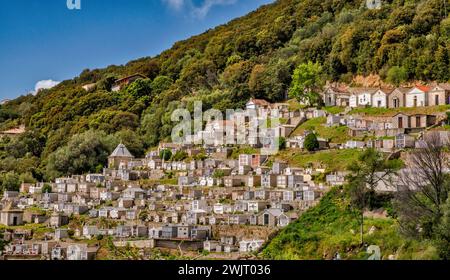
[45,130,117,179]
[126,78,153,99]
[159,149,172,161]
[0,172,20,193]
[386,66,408,86]
[151,76,173,95]
[114,129,144,158]
[289,61,324,107]
[304,133,319,151]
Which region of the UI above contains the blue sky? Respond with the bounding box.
[0,0,274,100]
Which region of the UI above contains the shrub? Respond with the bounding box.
[159,149,172,161]
[304,133,319,151]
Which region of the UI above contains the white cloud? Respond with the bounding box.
[33,79,60,95]
[162,0,238,18]
[163,0,185,11]
[192,0,237,19]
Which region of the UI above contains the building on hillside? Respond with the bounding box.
[349,94,358,108]
[0,202,24,226]
[395,133,416,149]
[0,125,26,138]
[239,240,264,253]
[357,88,377,107]
[428,83,450,106]
[256,208,290,227]
[66,244,97,260]
[108,143,135,169]
[326,114,341,126]
[366,0,382,9]
[203,120,236,146]
[246,98,271,112]
[372,88,394,108]
[82,83,96,92]
[388,87,410,108]
[405,86,430,107]
[322,86,350,107]
[111,74,147,92]
[391,113,437,129]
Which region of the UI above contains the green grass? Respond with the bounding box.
[263,117,288,127]
[349,105,450,117]
[0,223,54,240]
[287,99,307,111]
[275,149,362,172]
[292,117,350,143]
[230,146,259,159]
[324,106,345,114]
[158,177,178,185]
[261,187,439,260]
[25,206,48,215]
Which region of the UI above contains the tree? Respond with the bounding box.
[194,152,207,161]
[0,172,20,193]
[19,172,36,184]
[0,107,19,123]
[159,149,172,161]
[288,62,324,107]
[248,64,266,95]
[114,129,144,158]
[0,230,5,252]
[45,130,117,179]
[304,133,319,151]
[97,75,117,91]
[386,66,408,86]
[278,137,286,150]
[126,78,153,99]
[171,150,188,161]
[139,210,149,222]
[6,129,46,158]
[151,76,173,95]
[346,148,401,244]
[140,107,164,147]
[395,132,450,256]
[213,170,225,179]
[436,196,450,259]
[42,184,52,193]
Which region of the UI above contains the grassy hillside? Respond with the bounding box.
[0,0,449,181]
[275,149,362,171]
[261,187,439,260]
[292,117,350,143]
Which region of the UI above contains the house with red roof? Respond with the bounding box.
[405,85,430,107]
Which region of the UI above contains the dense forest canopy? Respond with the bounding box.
[0,0,449,183]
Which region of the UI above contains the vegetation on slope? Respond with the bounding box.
[261,187,439,260]
[275,148,362,171]
[292,117,350,143]
[265,143,450,260]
